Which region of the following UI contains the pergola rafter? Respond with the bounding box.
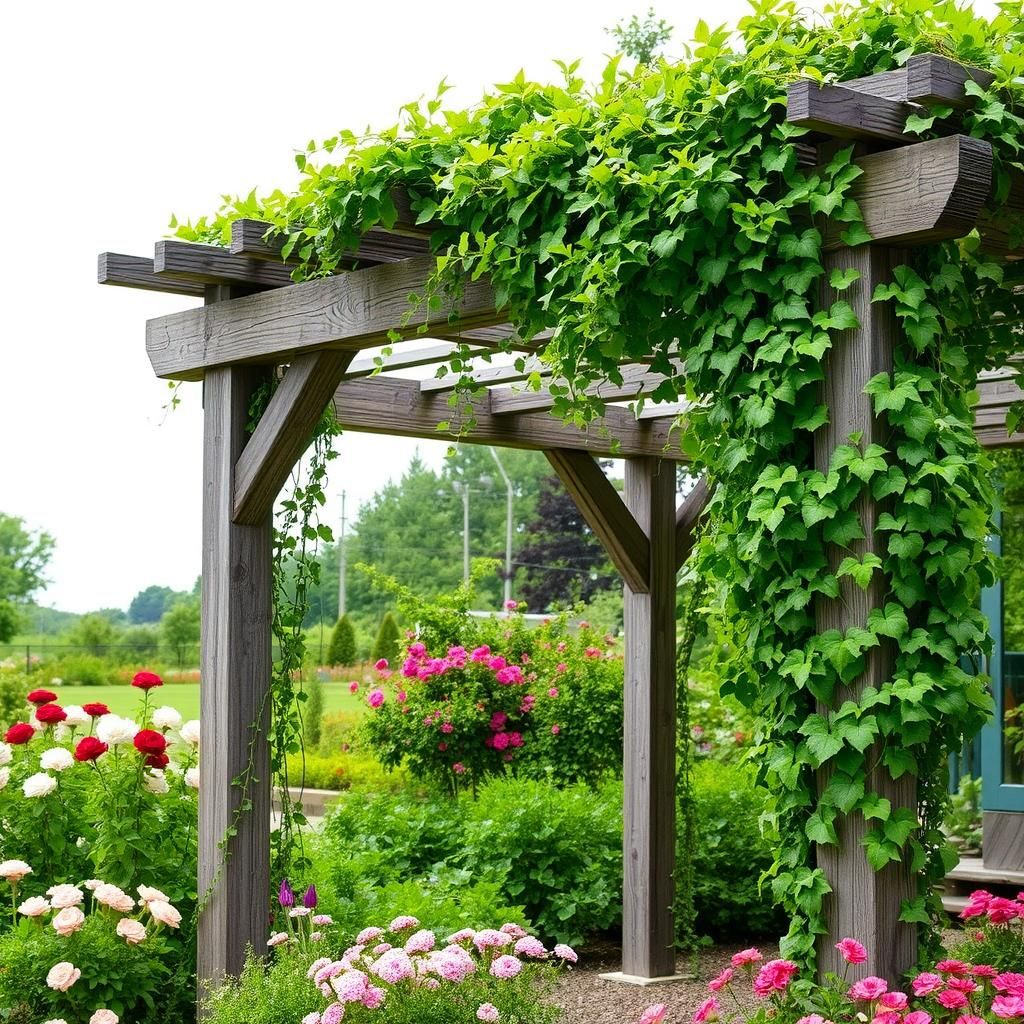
[97,50,1024,1004]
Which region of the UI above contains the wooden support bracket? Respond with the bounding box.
[838,53,994,110]
[544,449,651,593]
[675,477,710,570]
[154,240,296,290]
[233,351,355,525]
[787,81,925,143]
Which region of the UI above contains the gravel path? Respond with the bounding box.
[554,941,780,1024]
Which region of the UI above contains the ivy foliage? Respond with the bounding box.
[177,0,1024,965]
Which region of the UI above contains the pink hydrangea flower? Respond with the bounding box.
[357,926,384,945]
[477,1005,500,1022]
[554,943,578,963]
[836,938,868,965]
[849,977,889,1002]
[514,936,547,958]
[388,915,419,932]
[321,1005,344,1024]
[490,955,522,980]
[371,948,415,984]
[474,929,512,951]
[548,687,559,698]
[331,969,368,1003]
[362,986,385,1009]
[371,943,392,956]
[796,1016,831,1024]
[447,928,476,945]
[405,929,436,954]
[500,923,527,938]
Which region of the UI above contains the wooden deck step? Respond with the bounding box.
[942,894,970,915]
[947,856,1024,887]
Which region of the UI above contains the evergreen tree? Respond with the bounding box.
[303,677,324,750]
[327,614,356,666]
[371,611,401,665]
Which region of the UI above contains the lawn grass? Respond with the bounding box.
[55,681,368,722]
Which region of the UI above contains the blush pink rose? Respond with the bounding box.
[46,962,81,992]
[147,899,181,928]
[52,907,86,937]
[117,918,147,944]
[640,1006,668,1024]
[89,1012,118,1024]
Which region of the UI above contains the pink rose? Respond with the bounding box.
[708,968,734,991]
[994,976,1024,997]
[90,1012,119,1024]
[693,996,720,1024]
[368,689,385,709]
[94,883,134,914]
[850,977,889,1002]
[147,899,181,928]
[938,990,970,1011]
[46,962,81,992]
[904,1013,932,1024]
[753,960,798,997]
[912,973,945,997]
[880,992,909,1010]
[52,907,86,936]
[992,996,1024,1020]
[836,938,868,965]
[640,1006,668,1024]
[731,948,763,967]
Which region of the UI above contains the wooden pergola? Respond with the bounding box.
[98,53,1024,1000]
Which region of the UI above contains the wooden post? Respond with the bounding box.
[198,285,273,998]
[814,247,917,981]
[621,457,678,979]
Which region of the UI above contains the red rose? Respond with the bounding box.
[4,722,35,745]
[82,703,110,718]
[131,671,163,691]
[133,729,167,757]
[26,689,57,706]
[35,704,67,725]
[145,752,169,769]
[74,736,109,762]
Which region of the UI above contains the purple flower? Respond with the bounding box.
[278,878,295,908]
[303,884,318,909]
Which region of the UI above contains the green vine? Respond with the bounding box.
[175,0,1024,966]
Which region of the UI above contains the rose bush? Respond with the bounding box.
[0,673,200,1023]
[689,936,1024,1024]
[360,604,623,794]
[948,889,1024,973]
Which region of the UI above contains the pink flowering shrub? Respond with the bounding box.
[689,938,1024,1024]
[206,918,573,1024]
[360,602,623,794]
[948,889,1024,972]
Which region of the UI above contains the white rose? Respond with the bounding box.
[46,884,84,908]
[0,742,12,766]
[43,1019,69,1024]
[147,899,181,928]
[18,895,50,917]
[137,884,169,904]
[179,720,200,746]
[96,715,138,746]
[52,906,86,936]
[62,705,90,729]
[40,748,74,772]
[143,770,169,795]
[152,706,182,731]
[0,859,32,882]
[185,767,200,789]
[23,772,57,798]
[116,918,147,945]
[0,767,8,791]
[53,724,70,742]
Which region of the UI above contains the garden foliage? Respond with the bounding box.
[174,0,1024,963]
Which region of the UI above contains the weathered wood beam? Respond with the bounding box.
[98,253,206,297]
[154,240,297,289]
[344,342,490,379]
[545,449,650,593]
[636,400,691,421]
[491,364,671,415]
[229,218,429,265]
[788,81,925,143]
[146,255,503,381]
[675,477,710,570]
[814,246,917,983]
[233,351,355,525]
[421,357,545,393]
[621,456,677,980]
[822,135,992,249]
[330,375,684,459]
[198,285,272,995]
[838,53,994,110]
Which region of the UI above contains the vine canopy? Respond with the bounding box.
[176,0,1024,965]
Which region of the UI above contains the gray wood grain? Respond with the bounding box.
[233,351,354,525]
[155,240,297,289]
[229,218,429,265]
[823,135,992,250]
[545,449,650,593]
[839,53,994,110]
[813,246,917,983]
[330,376,685,459]
[98,252,206,297]
[492,364,671,415]
[622,457,677,979]
[788,81,924,143]
[975,370,1024,446]
[198,283,273,997]
[674,477,710,570]
[146,255,503,381]
[982,811,1024,870]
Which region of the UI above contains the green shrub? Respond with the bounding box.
[687,761,787,940]
[328,614,357,666]
[318,709,362,753]
[0,668,28,727]
[461,777,623,944]
[371,610,401,664]
[50,652,112,686]
[204,948,323,1024]
[303,677,325,748]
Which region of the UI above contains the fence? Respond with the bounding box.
[0,643,202,674]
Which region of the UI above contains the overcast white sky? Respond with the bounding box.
[0,0,998,613]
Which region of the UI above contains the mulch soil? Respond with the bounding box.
[554,940,781,1024]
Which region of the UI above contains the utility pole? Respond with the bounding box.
[489,447,514,606]
[461,482,470,582]
[337,491,347,619]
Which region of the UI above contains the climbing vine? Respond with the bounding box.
[177,0,1024,966]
